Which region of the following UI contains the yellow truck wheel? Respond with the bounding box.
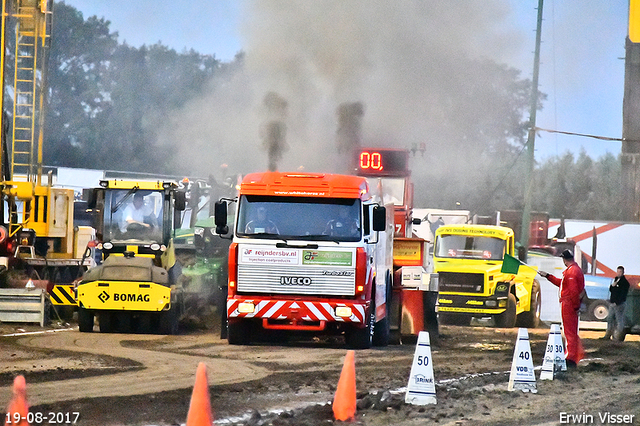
[494,293,517,328]
[515,282,541,328]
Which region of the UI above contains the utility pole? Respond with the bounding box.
[622,0,640,221]
[520,0,544,260]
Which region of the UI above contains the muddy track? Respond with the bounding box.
[0,330,269,407]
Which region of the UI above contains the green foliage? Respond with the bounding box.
[43,2,220,172]
[532,151,622,221]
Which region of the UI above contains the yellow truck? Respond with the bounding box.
[433,224,540,328]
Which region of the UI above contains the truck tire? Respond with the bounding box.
[78,307,94,332]
[346,308,374,349]
[115,312,133,333]
[516,281,541,328]
[373,280,391,346]
[587,300,610,321]
[495,293,517,328]
[98,312,113,333]
[227,319,251,345]
[159,307,179,335]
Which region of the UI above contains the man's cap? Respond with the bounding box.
[133,192,144,200]
[559,249,574,259]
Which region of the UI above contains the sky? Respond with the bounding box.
[61,0,629,163]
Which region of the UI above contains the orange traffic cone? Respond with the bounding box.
[186,363,214,426]
[4,375,29,426]
[332,350,356,421]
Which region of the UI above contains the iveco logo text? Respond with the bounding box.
[322,271,354,276]
[280,276,312,286]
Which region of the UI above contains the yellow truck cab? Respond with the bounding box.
[433,224,540,328]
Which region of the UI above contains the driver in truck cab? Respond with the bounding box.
[120,192,158,232]
[324,207,360,238]
[244,206,279,234]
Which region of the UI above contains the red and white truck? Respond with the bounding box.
[214,171,394,348]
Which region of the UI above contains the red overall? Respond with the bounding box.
[548,262,585,364]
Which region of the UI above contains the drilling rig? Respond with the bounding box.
[0,1,93,319]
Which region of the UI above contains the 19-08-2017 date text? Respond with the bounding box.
[5,412,80,424]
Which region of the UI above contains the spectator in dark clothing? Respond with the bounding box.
[602,266,631,341]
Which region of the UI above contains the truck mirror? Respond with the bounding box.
[517,245,526,262]
[174,191,186,211]
[372,206,386,232]
[215,201,228,228]
[85,188,98,209]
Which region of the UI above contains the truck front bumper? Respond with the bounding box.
[437,294,507,315]
[227,297,369,330]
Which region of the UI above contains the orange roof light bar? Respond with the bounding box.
[240,171,371,199]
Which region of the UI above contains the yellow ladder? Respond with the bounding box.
[9,0,51,183]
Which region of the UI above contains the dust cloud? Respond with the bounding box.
[158,0,526,198]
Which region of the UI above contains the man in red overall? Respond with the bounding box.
[539,250,585,368]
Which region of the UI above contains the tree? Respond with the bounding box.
[43,3,220,173]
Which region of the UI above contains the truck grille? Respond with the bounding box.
[438,272,484,293]
[237,264,356,296]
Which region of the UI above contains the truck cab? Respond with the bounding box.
[433,224,540,328]
[75,180,186,334]
[215,171,393,348]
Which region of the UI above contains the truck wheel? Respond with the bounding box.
[516,282,541,328]
[98,312,113,333]
[159,307,179,335]
[439,313,471,326]
[227,319,251,345]
[115,312,133,333]
[588,300,610,321]
[136,313,152,334]
[373,314,390,346]
[346,309,374,349]
[78,307,94,332]
[373,281,391,346]
[495,293,517,328]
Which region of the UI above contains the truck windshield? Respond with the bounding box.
[236,195,361,242]
[103,189,164,243]
[435,235,505,260]
[364,177,405,206]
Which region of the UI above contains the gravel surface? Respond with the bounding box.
[1,320,639,426]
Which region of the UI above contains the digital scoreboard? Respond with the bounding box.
[356,148,410,177]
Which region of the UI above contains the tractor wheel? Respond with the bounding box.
[159,307,179,335]
[98,312,114,333]
[78,307,94,332]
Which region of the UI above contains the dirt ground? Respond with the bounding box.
[1,319,640,426]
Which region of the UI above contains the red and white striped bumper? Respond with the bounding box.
[227,298,367,323]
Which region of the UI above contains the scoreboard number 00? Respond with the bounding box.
[359,151,384,171]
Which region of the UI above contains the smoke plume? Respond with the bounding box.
[336,102,364,173]
[157,0,526,204]
[261,92,288,171]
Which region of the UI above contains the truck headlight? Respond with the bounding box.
[485,300,497,307]
[238,302,255,313]
[335,306,352,318]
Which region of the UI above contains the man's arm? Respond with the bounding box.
[540,271,561,287]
